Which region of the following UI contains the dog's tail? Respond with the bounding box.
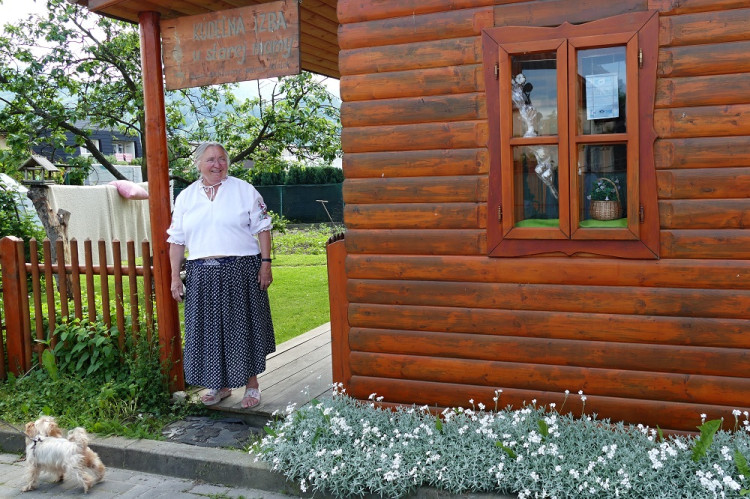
[67,427,90,449]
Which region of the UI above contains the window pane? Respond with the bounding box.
[511,53,558,137]
[577,47,626,135]
[578,143,627,226]
[513,145,559,225]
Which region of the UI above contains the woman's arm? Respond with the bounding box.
[257,230,273,291]
[169,243,186,302]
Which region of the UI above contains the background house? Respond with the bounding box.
[31,121,141,163]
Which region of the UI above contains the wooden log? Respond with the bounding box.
[348,303,750,349]
[342,121,487,154]
[346,376,746,432]
[654,137,750,169]
[654,105,750,138]
[651,0,750,16]
[492,0,648,28]
[345,229,486,255]
[349,351,750,406]
[658,168,750,200]
[661,229,750,259]
[338,7,493,50]
[140,12,184,391]
[345,203,485,229]
[660,199,750,229]
[656,73,750,108]
[659,8,750,47]
[341,93,486,127]
[340,65,484,102]
[349,328,750,377]
[346,279,750,319]
[338,0,498,24]
[339,37,481,76]
[344,176,487,204]
[344,255,750,289]
[343,149,489,179]
[658,40,750,77]
[327,238,351,387]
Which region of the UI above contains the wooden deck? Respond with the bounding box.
[202,322,333,424]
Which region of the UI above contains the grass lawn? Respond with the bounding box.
[268,252,329,344]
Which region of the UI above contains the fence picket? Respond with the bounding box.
[98,240,111,328]
[84,239,96,323]
[70,239,83,319]
[43,240,57,347]
[142,240,154,340]
[127,241,139,338]
[0,237,156,379]
[29,239,45,358]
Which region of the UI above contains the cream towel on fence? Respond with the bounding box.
[47,184,151,265]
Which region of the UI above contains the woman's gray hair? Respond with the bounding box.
[193,142,230,171]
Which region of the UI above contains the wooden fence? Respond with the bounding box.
[0,236,155,378]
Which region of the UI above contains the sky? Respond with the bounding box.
[0,0,340,98]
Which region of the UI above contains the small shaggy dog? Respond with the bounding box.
[21,416,105,493]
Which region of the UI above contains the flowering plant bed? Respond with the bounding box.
[255,385,750,498]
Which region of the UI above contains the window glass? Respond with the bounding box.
[513,145,559,225]
[577,143,627,227]
[577,47,627,135]
[511,53,558,138]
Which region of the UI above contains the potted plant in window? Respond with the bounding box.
[588,177,622,221]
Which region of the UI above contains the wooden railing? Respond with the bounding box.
[0,236,155,378]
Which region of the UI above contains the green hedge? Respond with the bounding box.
[249,165,343,186]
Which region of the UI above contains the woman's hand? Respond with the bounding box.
[171,276,185,302]
[258,261,273,290]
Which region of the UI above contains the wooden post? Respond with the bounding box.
[0,236,29,375]
[326,235,350,388]
[139,11,184,391]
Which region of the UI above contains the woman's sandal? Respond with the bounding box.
[241,387,261,409]
[201,388,231,406]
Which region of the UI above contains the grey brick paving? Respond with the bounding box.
[0,452,298,498]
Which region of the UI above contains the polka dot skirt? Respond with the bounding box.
[183,255,276,390]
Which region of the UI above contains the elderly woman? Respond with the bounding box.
[167,142,275,409]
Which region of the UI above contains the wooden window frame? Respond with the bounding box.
[483,11,659,258]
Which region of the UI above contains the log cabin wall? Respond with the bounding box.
[336,0,750,432]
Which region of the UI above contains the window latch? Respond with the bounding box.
[494,63,499,80]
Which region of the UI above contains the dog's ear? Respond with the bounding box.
[24,421,36,437]
[48,421,62,438]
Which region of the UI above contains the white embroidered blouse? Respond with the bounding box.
[166,176,272,260]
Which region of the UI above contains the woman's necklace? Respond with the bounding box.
[201,177,225,201]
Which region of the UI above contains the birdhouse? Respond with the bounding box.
[20,155,61,185]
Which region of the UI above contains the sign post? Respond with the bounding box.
[161,0,300,90]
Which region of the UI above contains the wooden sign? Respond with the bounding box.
[160,0,300,90]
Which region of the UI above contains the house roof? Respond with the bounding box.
[71,0,340,78]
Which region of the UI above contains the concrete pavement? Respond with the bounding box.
[0,427,305,498]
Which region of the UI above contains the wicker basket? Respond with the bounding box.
[589,177,621,221]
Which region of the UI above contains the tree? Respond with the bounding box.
[169,73,342,183]
[0,0,339,183]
